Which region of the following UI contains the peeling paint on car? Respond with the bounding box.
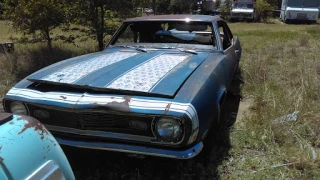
[3,15,241,159]
[17,116,49,140]
[0,114,75,179]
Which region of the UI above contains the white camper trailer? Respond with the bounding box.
[280,0,319,23]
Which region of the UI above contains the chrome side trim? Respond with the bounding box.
[26,160,65,180]
[45,124,185,146]
[45,124,155,142]
[55,137,204,159]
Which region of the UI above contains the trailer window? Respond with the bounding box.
[288,0,303,7]
[303,0,319,7]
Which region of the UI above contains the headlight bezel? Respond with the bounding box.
[152,117,185,143]
[9,101,29,115]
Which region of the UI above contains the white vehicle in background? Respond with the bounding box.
[280,0,319,23]
[231,0,256,21]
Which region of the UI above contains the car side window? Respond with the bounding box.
[217,21,232,50]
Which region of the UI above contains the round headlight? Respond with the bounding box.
[155,117,183,142]
[10,101,28,115]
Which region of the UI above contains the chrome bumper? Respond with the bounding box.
[55,137,203,159]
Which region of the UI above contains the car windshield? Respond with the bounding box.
[111,21,217,50]
[234,3,254,9]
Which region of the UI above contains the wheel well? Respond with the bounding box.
[208,90,227,130]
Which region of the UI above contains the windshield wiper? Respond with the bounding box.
[153,46,198,55]
[114,45,147,52]
[177,48,198,55]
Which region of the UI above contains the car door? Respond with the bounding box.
[217,20,238,86]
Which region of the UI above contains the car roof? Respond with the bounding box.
[124,14,223,22]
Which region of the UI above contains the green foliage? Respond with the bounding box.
[169,0,195,14]
[4,0,67,49]
[266,0,281,9]
[220,0,233,19]
[69,0,141,51]
[255,0,275,22]
[215,0,222,8]
[0,0,4,18]
[157,0,170,14]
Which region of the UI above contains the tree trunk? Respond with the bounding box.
[97,4,105,51]
[153,0,156,15]
[44,29,52,50]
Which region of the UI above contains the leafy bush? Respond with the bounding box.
[254,0,275,22]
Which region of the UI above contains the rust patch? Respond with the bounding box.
[93,96,132,112]
[93,101,130,112]
[17,116,49,140]
[164,103,171,115]
[60,95,67,99]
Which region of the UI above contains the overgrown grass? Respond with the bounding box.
[0,21,98,98]
[0,19,320,179]
[222,20,320,179]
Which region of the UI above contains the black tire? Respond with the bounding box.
[200,104,228,157]
[228,67,243,96]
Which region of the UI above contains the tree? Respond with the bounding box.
[4,0,67,49]
[255,0,274,22]
[157,0,170,14]
[0,0,4,18]
[170,0,196,14]
[220,0,233,19]
[70,0,141,51]
[266,0,281,9]
[215,0,222,9]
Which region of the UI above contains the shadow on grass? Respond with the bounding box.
[62,140,230,180]
[61,94,241,180]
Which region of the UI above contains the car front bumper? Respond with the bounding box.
[55,137,204,159]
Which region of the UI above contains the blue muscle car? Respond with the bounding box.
[2,15,242,159]
[0,113,75,179]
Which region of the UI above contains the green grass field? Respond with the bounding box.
[0,19,319,179]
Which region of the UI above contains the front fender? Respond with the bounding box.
[0,113,74,180]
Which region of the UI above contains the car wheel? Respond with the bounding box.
[228,67,243,96]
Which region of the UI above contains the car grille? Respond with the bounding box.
[297,13,307,20]
[26,104,155,137]
[233,13,252,18]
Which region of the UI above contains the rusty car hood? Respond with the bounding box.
[27,48,210,97]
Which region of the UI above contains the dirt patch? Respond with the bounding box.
[236,97,254,123]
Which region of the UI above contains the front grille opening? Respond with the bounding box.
[26,104,155,137]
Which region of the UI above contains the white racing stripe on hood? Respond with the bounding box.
[41,52,138,84]
[106,54,190,92]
